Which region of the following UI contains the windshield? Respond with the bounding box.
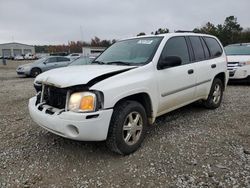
[225,44,250,55]
[33,57,48,64]
[69,57,93,66]
[93,37,163,65]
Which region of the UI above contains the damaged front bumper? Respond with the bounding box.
[28,97,113,141]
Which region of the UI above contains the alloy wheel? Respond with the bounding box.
[122,112,143,145]
[212,84,221,104]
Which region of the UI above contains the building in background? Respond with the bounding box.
[82,46,106,57]
[0,42,35,58]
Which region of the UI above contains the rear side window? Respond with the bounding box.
[200,37,210,58]
[189,36,205,61]
[204,37,223,58]
[57,57,70,62]
[160,37,190,65]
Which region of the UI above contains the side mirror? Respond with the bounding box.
[214,51,222,57]
[158,56,182,69]
[44,60,49,64]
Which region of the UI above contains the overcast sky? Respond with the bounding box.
[0,0,249,45]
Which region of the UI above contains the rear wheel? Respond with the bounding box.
[30,68,41,77]
[106,100,147,155]
[203,78,223,109]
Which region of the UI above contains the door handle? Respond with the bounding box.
[188,69,194,74]
[211,64,216,68]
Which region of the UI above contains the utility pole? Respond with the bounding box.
[80,25,84,54]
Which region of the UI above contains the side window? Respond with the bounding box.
[47,57,57,63]
[57,57,70,62]
[200,37,210,58]
[160,37,190,65]
[189,36,205,61]
[204,37,223,58]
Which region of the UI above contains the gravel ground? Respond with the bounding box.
[0,60,250,188]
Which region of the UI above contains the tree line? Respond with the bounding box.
[193,16,250,46]
[35,37,116,53]
[137,16,250,46]
[35,16,250,53]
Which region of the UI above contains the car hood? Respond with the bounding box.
[35,65,136,88]
[18,63,33,68]
[227,55,250,62]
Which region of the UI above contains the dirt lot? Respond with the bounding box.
[0,60,250,187]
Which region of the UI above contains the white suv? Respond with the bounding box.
[225,43,250,82]
[29,33,228,155]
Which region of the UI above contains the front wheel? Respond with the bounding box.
[30,68,41,77]
[106,100,148,155]
[203,78,223,109]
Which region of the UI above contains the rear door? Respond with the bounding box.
[56,57,71,68]
[189,36,224,99]
[188,36,213,98]
[156,36,197,115]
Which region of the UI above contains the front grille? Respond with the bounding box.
[227,62,239,77]
[227,62,239,69]
[42,85,68,109]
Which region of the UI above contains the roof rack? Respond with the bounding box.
[175,30,194,33]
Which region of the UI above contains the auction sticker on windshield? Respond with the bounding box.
[137,40,153,44]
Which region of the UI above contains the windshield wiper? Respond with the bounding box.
[91,60,106,65]
[106,61,132,66]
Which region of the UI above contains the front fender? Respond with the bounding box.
[90,64,159,118]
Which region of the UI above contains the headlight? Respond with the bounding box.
[68,92,96,112]
[22,66,30,70]
[238,62,247,66]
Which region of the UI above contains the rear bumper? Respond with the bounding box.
[29,97,113,141]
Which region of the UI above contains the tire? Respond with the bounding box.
[203,78,223,109]
[30,68,41,77]
[106,100,148,155]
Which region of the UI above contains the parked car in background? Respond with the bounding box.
[14,55,24,60]
[50,52,68,56]
[24,53,37,60]
[225,43,250,82]
[68,56,94,66]
[16,56,71,77]
[67,53,82,60]
[36,53,49,59]
[2,55,13,60]
[29,33,228,155]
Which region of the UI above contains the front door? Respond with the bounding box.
[156,36,197,115]
[43,57,58,71]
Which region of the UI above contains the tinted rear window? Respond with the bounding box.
[204,37,223,58]
[189,36,205,61]
[200,37,210,58]
[57,57,70,62]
